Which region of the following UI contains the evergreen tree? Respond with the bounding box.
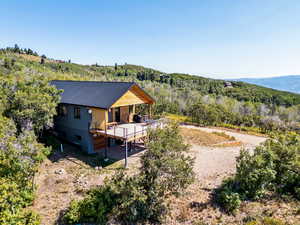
[13,44,20,53]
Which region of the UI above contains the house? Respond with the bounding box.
[50,80,159,166]
[224,81,233,88]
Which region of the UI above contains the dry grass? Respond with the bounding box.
[211,125,267,137]
[180,127,237,146]
[18,54,42,62]
[18,53,54,63]
[212,131,236,141]
[31,145,121,225]
[213,141,243,148]
[165,113,190,122]
[166,181,300,225]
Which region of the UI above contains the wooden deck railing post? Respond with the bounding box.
[134,126,136,138]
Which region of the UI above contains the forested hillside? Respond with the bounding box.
[1,45,300,132]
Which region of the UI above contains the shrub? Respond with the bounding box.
[235,149,276,199]
[64,123,195,224]
[216,133,300,213]
[0,75,59,224]
[64,182,119,224]
[215,178,241,213]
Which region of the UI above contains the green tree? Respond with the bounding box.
[13,44,20,53]
[1,76,61,134]
[64,123,195,224]
[141,123,195,197]
[0,116,48,224]
[216,132,300,213]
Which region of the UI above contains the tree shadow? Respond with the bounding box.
[188,185,230,215]
[48,138,146,169]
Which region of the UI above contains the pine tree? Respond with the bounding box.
[13,44,20,53]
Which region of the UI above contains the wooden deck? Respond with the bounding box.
[90,119,164,168]
[90,119,164,142]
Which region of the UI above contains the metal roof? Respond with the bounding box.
[50,80,137,109]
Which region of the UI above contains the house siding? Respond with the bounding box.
[54,104,95,154]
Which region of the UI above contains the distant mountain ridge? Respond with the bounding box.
[235,75,300,94]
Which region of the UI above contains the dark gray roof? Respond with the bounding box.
[50,80,136,109]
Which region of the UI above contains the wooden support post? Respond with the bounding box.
[134,126,136,151]
[104,138,108,159]
[125,140,128,168]
[104,118,108,161]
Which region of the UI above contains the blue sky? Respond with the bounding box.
[1,0,300,78]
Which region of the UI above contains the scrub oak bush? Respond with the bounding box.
[0,117,48,224]
[64,123,195,224]
[216,133,300,213]
[0,75,60,224]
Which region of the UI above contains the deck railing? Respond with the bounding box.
[104,118,165,139]
[125,119,164,139]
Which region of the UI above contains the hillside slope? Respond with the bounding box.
[237,75,300,94]
[1,48,300,132]
[1,50,300,107]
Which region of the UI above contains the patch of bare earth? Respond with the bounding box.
[180,127,239,146]
[31,146,117,225]
[30,143,143,225]
[167,181,300,225]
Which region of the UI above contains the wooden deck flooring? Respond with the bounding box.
[90,120,163,142]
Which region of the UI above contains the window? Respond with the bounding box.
[129,105,134,114]
[58,131,66,138]
[114,107,120,122]
[58,104,67,117]
[74,107,81,119]
[75,135,82,141]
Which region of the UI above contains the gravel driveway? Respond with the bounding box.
[182,125,267,187]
